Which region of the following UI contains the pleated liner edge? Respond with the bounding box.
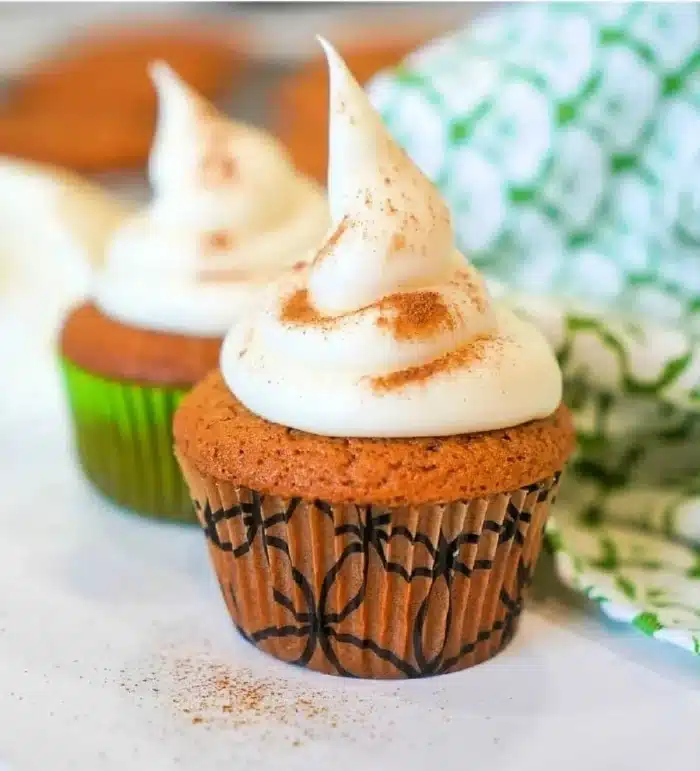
[61,357,194,523]
[177,449,562,678]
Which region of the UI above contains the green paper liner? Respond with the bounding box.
[61,356,194,523]
[177,448,562,679]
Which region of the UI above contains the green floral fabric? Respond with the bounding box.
[369,2,700,655]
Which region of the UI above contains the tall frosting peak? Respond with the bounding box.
[93,61,329,338]
[219,41,562,438]
[309,38,453,315]
[148,62,298,204]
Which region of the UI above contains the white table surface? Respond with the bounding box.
[0,5,699,770]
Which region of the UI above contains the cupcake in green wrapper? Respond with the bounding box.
[59,62,329,522]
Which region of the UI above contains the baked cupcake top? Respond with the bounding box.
[94,63,329,337]
[220,39,562,438]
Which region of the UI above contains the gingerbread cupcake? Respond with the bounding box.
[59,63,329,522]
[174,40,573,676]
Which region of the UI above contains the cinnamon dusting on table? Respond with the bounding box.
[370,334,495,392]
[119,655,373,736]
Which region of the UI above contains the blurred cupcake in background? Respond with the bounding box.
[59,62,329,523]
[0,157,128,343]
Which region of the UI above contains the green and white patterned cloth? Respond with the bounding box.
[369,2,700,656]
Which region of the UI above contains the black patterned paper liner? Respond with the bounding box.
[190,473,561,678]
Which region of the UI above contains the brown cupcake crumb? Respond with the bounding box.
[174,370,574,504]
[60,302,221,386]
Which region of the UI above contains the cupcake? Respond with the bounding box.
[174,39,574,676]
[59,63,329,522]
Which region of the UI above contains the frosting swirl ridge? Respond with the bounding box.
[220,40,562,437]
[95,63,329,337]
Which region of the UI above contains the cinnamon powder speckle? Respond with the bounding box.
[370,335,496,392]
[451,270,488,314]
[376,291,455,341]
[199,116,238,187]
[312,216,349,267]
[281,288,457,343]
[203,229,235,253]
[280,289,322,325]
[390,233,406,252]
[129,655,360,736]
[201,154,237,187]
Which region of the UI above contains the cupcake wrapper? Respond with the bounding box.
[61,357,193,523]
[177,451,562,678]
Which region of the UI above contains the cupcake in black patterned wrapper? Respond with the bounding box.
[58,62,329,523]
[174,39,574,677]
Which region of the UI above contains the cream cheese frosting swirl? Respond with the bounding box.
[221,39,562,438]
[95,63,329,337]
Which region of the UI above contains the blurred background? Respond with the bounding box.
[0,2,481,203]
[0,1,484,338]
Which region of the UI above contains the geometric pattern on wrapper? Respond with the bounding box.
[187,471,561,679]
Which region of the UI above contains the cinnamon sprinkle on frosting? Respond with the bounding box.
[312,215,349,267]
[390,233,406,252]
[281,287,457,342]
[376,291,455,341]
[203,229,235,253]
[451,270,488,314]
[280,288,322,325]
[201,153,237,187]
[370,335,496,392]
